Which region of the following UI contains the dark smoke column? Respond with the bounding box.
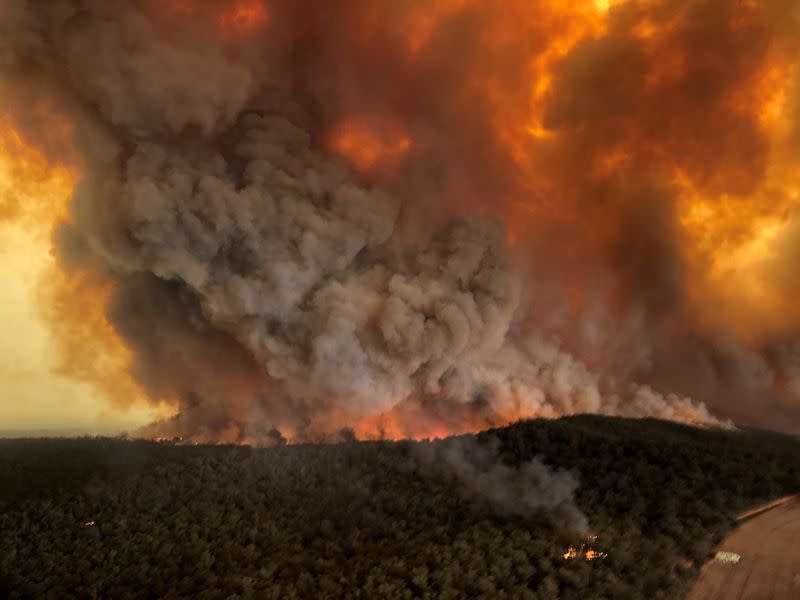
[0,0,745,442]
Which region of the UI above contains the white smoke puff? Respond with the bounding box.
[620,384,731,427]
[264,215,521,414]
[119,115,400,318]
[417,436,589,532]
[462,336,603,420]
[457,335,726,429]
[383,217,521,386]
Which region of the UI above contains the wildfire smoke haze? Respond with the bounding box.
[2,0,800,442]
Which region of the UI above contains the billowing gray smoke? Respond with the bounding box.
[0,0,748,443]
[416,436,589,532]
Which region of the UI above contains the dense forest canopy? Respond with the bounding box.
[2,415,800,599]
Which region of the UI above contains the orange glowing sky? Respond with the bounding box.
[324,0,800,345]
[0,124,172,435]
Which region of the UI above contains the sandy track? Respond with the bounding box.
[687,497,800,600]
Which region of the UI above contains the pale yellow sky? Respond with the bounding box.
[0,128,169,436]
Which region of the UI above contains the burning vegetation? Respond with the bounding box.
[562,546,608,561]
[563,533,608,561]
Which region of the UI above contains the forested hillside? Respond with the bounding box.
[2,415,799,599]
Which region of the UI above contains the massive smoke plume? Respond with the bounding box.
[2,0,800,441]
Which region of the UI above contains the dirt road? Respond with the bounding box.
[687,497,800,599]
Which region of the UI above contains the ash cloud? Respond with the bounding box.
[1,0,799,440]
